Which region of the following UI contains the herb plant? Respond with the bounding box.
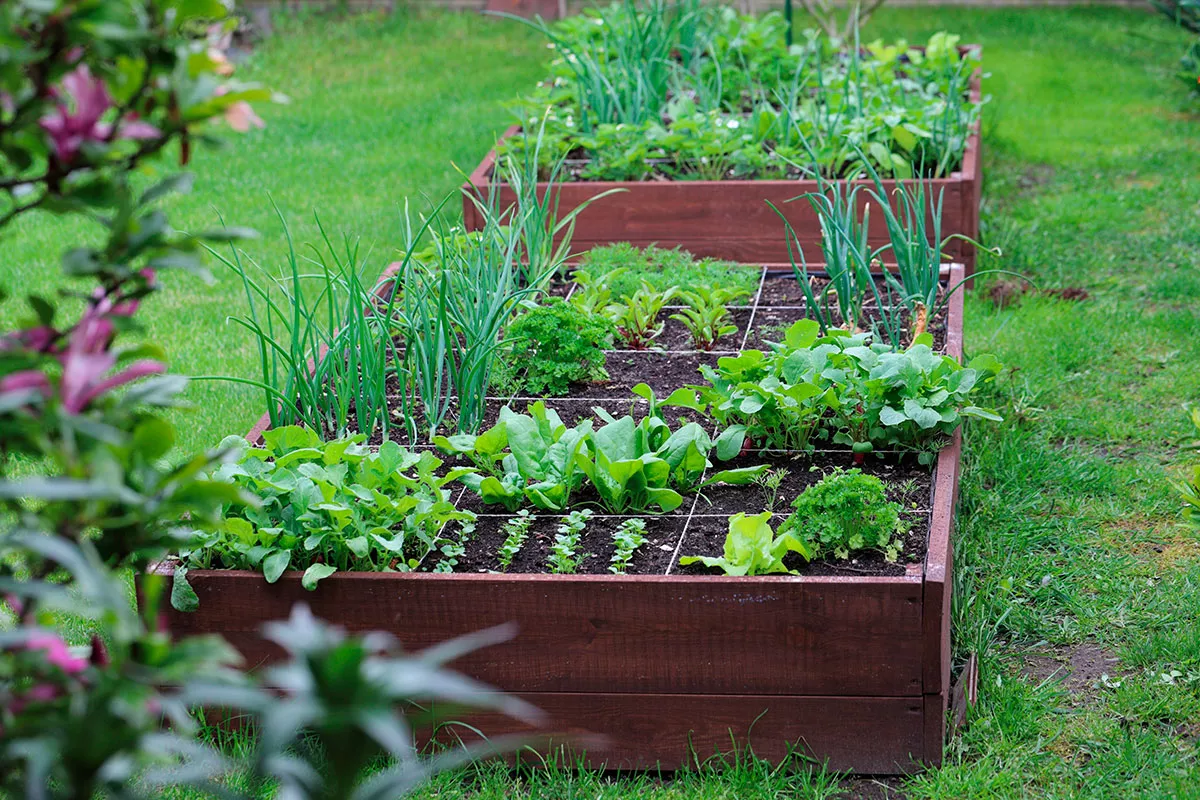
[609,518,648,574]
[679,512,811,575]
[779,469,907,560]
[501,299,615,396]
[754,468,789,513]
[498,510,536,570]
[576,243,759,300]
[671,285,750,350]
[176,426,475,599]
[549,509,594,573]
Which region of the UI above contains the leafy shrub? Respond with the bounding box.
[502,298,614,395]
[779,469,906,560]
[176,426,475,600]
[679,512,811,575]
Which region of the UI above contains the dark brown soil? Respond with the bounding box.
[697,452,933,517]
[447,513,684,575]
[1020,643,1120,704]
[649,308,753,351]
[584,352,721,396]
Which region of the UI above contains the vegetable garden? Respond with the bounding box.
[4,0,1198,796]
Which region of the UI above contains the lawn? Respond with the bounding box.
[7,4,1200,798]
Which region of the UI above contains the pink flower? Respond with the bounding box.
[38,65,160,164]
[56,297,164,414]
[26,634,87,675]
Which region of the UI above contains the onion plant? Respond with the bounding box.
[494,0,691,132]
[200,207,421,441]
[471,116,623,287]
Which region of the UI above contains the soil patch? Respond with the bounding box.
[1020,643,1120,703]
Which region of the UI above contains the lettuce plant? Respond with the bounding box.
[779,469,907,560]
[679,512,811,575]
[176,426,475,600]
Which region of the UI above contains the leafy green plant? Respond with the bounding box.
[667,319,1003,460]
[176,426,475,600]
[549,509,594,573]
[779,468,906,560]
[498,510,536,570]
[670,285,750,350]
[1173,407,1200,527]
[609,518,649,574]
[679,511,811,575]
[576,243,759,299]
[497,7,982,181]
[611,282,677,350]
[236,605,541,800]
[569,265,628,314]
[436,403,591,512]
[501,298,614,396]
[576,414,684,513]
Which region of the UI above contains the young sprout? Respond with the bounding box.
[569,266,627,315]
[753,468,789,513]
[497,510,536,571]
[549,509,594,574]
[670,285,750,351]
[609,518,648,574]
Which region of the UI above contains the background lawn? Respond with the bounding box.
[6,4,1200,798]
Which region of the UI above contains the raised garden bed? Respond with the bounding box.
[462,61,982,271]
[161,263,969,774]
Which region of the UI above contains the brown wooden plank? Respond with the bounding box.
[430,692,927,774]
[166,571,924,697]
[922,690,947,770]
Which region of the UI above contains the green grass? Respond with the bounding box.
[5,3,1200,798]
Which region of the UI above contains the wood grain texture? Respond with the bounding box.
[428,692,928,774]
[461,57,983,269]
[167,570,925,697]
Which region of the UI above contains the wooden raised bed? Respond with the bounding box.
[462,53,982,272]
[163,264,968,774]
